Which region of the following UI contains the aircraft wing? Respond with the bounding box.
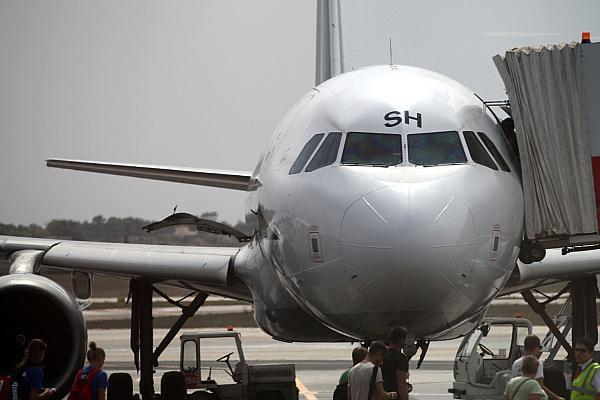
[500,248,600,295]
[0,235,244,293]
[46,159,255,191]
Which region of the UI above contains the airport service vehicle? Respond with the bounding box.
[179,331,298,400]
[449,318,570,400]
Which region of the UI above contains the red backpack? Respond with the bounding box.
[67,368,100,400]
[0,374,17,400]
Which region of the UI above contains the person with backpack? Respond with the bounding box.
[505,356,547,400]
[511,335,563,400]
[14,338,55,400]
[68,342,108,400]
[348,341,397,400]
[333,347,367,400]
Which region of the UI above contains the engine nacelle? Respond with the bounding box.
[0,274,87,398]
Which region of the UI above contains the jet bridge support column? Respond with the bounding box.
[570,277,598,345]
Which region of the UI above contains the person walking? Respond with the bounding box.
[348,341,397,400]
[334,347,368,400]
[68,342,108,400]
[505,355,547,400]
[571,337,600,400]
[512,335,563,400]
[382,326,409,400]
[14,339,55,400]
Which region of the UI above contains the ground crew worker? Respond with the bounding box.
[571,337,600,400]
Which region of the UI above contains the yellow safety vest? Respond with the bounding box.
[572,362,600,400]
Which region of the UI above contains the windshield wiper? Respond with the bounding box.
[421,162,465,167]
[386,161,403,167]
[342,162,390,168]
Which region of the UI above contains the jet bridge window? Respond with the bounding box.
[407,131,467,165]
[341,132,402,167]
[477,132,511,172]
[463,131,498,170]
[289,133,324,175]
[305,132,342,172]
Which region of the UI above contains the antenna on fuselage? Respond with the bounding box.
[315,0,345,85]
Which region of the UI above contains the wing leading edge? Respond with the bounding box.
[46,159,255,191]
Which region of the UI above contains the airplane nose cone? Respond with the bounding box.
[339,183,480,336]
[340,185,410,261]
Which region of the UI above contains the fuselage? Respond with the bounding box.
[240,65,524,340]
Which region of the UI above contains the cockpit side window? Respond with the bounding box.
[289,133,324,175]
[341,132,402,167]
[305,132,342,172]
[407,131,467,166]
[463,131,498,170]
[477,132,511,172]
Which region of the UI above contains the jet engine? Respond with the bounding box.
[0,274,87,398]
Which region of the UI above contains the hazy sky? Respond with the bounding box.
[1,1,599,226]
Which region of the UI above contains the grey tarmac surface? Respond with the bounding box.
[90,326,555,400]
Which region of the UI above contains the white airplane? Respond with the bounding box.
[1,0,599,397]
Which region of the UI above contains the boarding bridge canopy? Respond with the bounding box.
[494,42,600,242]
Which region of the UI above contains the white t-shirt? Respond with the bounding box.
[349,361,383,400]
[511,357,544,379]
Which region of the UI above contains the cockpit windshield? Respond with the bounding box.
[408,131,467,166]
[341,132,402,167]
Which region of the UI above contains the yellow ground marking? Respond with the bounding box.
[296,377,318,400]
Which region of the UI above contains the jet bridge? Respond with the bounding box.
[494,39,600,258]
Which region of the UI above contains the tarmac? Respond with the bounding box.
[91,325,556,400]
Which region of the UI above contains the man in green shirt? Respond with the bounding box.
[339,347,368,385]
[333,346,368,400]
[505,356,548,400]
